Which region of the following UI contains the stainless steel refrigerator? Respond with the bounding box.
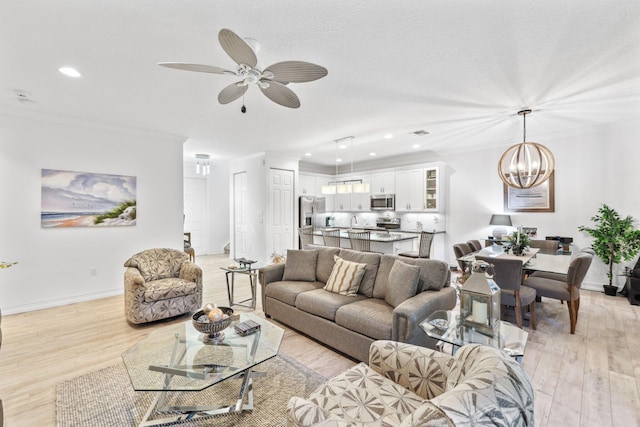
[299,196,326,232]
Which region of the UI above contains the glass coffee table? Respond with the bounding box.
[420,310,528,363]
[122,312,284,427]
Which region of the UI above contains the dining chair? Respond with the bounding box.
[453,243,473,272]
[466,240,483,252]
[475,255,536,329]
[348,230,371,252]
[529,239,559,255]
[523,252,593,334]
[321,228,341,247]
[399,231,435,258]
[298,227,314,247]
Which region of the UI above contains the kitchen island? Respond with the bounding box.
[310,228,417,255]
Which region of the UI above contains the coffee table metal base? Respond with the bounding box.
[138,369,266,427]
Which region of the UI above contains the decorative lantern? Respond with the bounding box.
[459,261,501,337]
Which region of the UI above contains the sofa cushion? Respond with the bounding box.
[304,244,341,284]
[143,278,199,302]
[374,255,449,298]
[324,256,366,296]
[307,362,424,424]
[283,249,318,282]
[124,248,188,282]
[385,260,421,308]
[335,298,393,340]
[338,248,382,297]
[265,280,325,306]
[296,288,367,321]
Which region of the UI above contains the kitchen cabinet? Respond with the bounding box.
[395,169,425,211]
[299,174,317,196]
[350,176,371,211]
[370,172,395,194]
[425,166,440,211]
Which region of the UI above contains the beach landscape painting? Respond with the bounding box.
[41,169,137,228]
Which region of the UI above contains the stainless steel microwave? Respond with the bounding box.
[370,194,395,211]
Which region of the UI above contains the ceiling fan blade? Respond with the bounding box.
[158,62,235,75]
[265,61,328,83]
[260,81,301,108]
[218,28,257,68]
[218,82,248,104]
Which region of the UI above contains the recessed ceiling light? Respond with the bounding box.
[338,144,347,149]
[304,152,312,157]
[383,133,393,139]
[369,152,377,156]
[412,144,421,149]
[336,158,343,162]
[59,67,82,78]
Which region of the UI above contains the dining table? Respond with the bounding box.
[458,245,572,276]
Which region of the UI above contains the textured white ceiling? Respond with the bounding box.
[1,1,639,167]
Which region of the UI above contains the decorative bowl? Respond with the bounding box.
[192,307,234,344]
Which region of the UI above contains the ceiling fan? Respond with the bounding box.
[159,28,328,111]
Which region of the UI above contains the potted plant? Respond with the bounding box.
[503,230,530,255]
[578,204,640,296]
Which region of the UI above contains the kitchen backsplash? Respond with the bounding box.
[327,212,444,232]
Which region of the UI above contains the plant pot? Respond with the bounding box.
[603,284,618,296]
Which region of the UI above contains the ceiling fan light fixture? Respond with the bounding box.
[498,109,555,189]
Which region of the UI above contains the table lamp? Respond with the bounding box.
[489,214,512,240]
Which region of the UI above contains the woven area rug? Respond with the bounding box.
[56,352,327,426]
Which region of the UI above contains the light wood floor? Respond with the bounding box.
[1,254,639,426]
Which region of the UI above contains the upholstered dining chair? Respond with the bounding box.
[399,230,435,258]
[475,255,537,329]
[453,242,473,272]
[298,226,314,247]
[466,239,483,252]
[523,252,593,334]
[529,239,559,255]
[321,228,341,247]
[124,248,203,324]
[347,230,371,252]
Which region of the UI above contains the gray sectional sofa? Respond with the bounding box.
[259,245,457,362]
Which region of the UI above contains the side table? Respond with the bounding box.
[220,264,262,309]
[420,310,528,363]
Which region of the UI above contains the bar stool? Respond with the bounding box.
[399,231,435,258]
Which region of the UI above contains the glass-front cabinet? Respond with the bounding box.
[425,166,439,211]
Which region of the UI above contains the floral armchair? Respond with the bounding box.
[287,340,534,426]
[124,248,202,324]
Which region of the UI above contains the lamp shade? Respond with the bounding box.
[489,215,512,226]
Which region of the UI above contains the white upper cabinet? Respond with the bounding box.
[424,166,440,212]
[299,174,317,196]
[395,169,425,212]
[370,172,395,194]
[350,175,371,211]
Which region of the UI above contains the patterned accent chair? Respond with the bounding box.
[124,248,203,324]
[287,340,534,426]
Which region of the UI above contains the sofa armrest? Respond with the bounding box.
[179,261,203,287]
[259,263,286,286]
[286,397,351,427]
[391,286,457,345]
[124,267,146,305]
[369,340,459,400]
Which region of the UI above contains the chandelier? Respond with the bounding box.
[321,137,369,194]
[195,153,211,176]
[498,109,555,189]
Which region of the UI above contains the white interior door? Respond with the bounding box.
[184,177,208,255]
[268,168,294,257]
[233,172,248,259]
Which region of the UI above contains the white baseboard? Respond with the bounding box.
[1,289,124,315]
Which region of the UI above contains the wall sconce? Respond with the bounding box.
[195,153,210,176]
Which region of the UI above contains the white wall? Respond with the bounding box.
[441,124,640,290]
[0,113,186,314]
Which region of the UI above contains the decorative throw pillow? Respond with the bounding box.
[324,255,366,296]
[385,260,421,307]
[282,249,318,282]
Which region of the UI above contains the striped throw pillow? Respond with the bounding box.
[324,255,366,296]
